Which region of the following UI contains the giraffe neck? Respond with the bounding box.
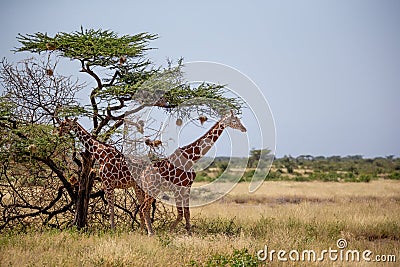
[70,122,101,156]
[179,120,226,163]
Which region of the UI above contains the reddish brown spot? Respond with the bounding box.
[194,146,201,155]
[99,151,107,159]
[212,129,223,141]
[153,159,195,187]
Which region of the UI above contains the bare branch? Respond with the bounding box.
[0,57,84,124]
[32,156,76,201]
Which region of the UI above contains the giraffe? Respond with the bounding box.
[58,118,150,231]
[138,111,247,235]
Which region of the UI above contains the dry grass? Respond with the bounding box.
[1,180,399,266]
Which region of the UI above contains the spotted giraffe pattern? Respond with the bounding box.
[138,112,247,235]
[59,118,150,231]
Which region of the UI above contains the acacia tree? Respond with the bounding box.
[0,28,241,229]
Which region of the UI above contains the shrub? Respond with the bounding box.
[387,171,400,180]
[194,217,242,236]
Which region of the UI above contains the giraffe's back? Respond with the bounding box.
[153,159,196,187]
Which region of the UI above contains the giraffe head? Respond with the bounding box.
[58,118,77,136]
[220,111,247,132]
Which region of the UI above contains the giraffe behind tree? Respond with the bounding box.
[139,111,247,235]
[59,118,149,230]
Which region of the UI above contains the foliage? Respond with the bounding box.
[270,155,400,182]
[3,124,66,162]
[196,154,400,183]
[247,148,272,168]
[389,171,400,180]
[15,28,156,67]
[239,169,255,182]
[14,28,242,125]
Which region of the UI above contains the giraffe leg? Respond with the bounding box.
[141,196,155,236]
[170,205,183,232]
[183,207,191,235]
[139,205,146,232]
[151,199,157,223]
[133,202,146,231]
[134,185,146,231]
[183,190,191,235]
[105,189,115,230]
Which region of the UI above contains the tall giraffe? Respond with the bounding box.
[59,118,149,231]
[139,112,246,235]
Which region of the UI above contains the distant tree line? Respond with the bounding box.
[195,152,400,183]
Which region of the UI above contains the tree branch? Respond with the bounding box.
[107,70,121,86]
[32,156,76,201]
[102,119,124,141]
[109,98,126,111]
[124,104,146,117]
[80,60,103,129]
[0,184,73,230]
[93,116,111,137]
[43,201,74,226]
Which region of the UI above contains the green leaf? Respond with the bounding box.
[15,28,157,68]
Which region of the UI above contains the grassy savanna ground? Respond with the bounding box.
[1,180,399,266]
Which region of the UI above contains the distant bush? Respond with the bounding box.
[193,156,400,183]
[387,171,400,180]
[195,171,213,182]
[265,171,281,181]
[239,169,255,182]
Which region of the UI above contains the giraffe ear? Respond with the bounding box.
[73,118,78,122]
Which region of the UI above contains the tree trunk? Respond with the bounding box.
[73,151,94,229]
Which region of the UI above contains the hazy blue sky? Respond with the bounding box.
[1,0,399,158]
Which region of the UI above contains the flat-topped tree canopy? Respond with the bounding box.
[14,27,242,123]
[15,27,157,68]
